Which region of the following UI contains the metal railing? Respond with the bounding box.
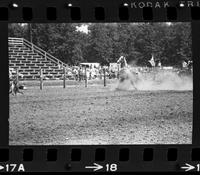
[8,37,67,68]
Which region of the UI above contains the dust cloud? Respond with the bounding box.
[114,68,193,91]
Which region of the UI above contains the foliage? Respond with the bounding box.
[8,22,192,66]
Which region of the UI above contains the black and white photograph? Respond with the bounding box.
[9,22,193,145]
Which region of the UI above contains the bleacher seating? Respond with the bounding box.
[9,37,67,80]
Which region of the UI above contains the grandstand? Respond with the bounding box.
[9,37,67,80]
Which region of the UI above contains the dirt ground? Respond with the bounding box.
[9,81,193,145]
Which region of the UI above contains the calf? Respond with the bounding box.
[9,79,23,95]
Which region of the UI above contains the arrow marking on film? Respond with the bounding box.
[85,163,103,171]
[0,165,4,171]
[181,163,195,172]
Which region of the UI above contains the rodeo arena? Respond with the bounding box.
[9,37,193,145]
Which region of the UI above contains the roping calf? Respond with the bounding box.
[9,78,23,95]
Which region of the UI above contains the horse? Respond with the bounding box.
[116,56,140,90]
[118,67,141,90]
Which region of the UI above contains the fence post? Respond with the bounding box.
[78,68,81,82]
[117,64,120,79]
[63,67,66,88]
[103,68,106,87]
[16,68,19,85]
[40,68,43,90]
[85,66,87,87]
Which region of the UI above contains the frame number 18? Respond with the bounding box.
[106,164,118,172]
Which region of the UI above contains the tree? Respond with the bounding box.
[86,23,113,65]
[8,23,27,39]
[8,22,192,67]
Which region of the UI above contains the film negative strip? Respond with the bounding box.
[0,0,200,173]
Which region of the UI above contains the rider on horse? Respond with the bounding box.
[116,55,139,90]
[117,55,128,69]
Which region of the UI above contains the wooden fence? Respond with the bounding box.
[12,67,110,90]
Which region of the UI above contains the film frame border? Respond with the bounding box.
[0,0,200,22]
[0,0,200,172]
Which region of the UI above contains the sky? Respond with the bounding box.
[75,22,173,34]
[76,24,89,34]
[20,22,173,34]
